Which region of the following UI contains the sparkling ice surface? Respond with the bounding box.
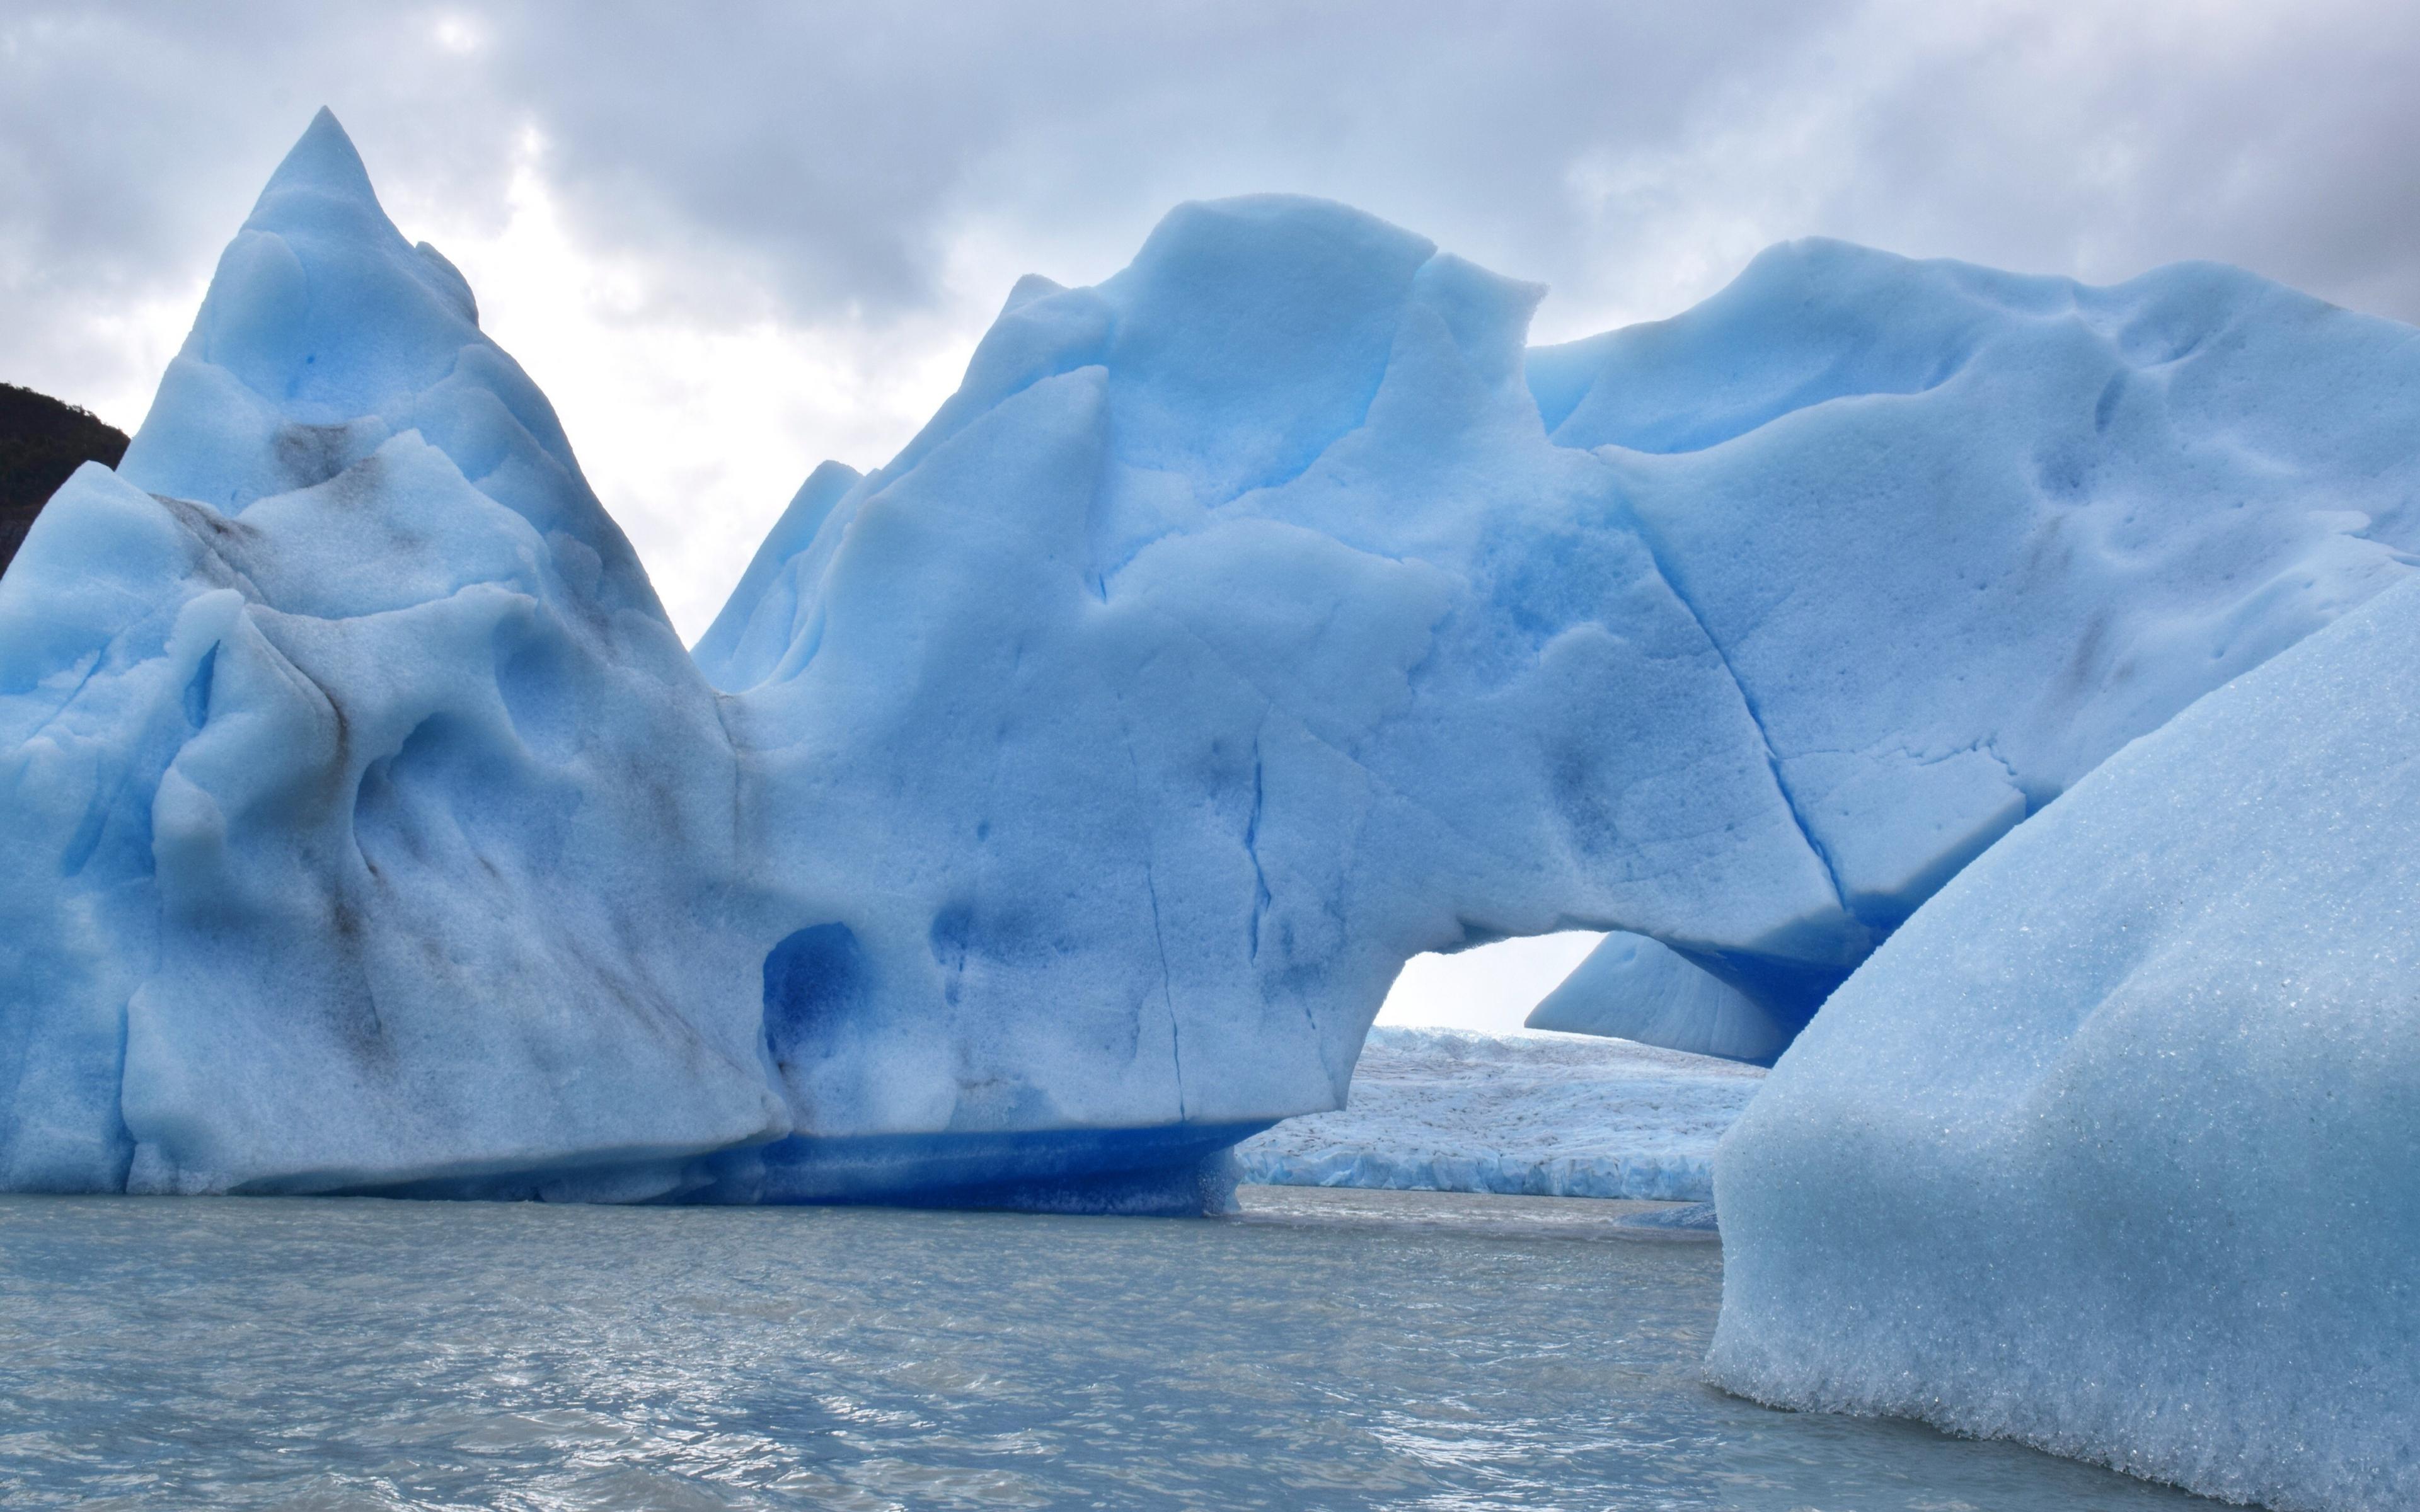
[1713,577,2420,1512]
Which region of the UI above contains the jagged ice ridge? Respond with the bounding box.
[3,112,2417,1218]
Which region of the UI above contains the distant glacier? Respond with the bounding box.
[1235,1026,1760,1202]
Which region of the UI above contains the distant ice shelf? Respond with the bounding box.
[1234,1026,1762,1202]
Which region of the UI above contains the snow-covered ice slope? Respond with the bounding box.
[1235,1026,1760,1201]
[1710,576,2420,1512]
[0,113,781,1198]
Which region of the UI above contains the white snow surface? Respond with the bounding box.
[1711,576,2420,1512]
[3,110,2419,1205]
[1235,1026,1761,1201]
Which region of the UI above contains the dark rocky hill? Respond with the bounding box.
[2,383,131,576]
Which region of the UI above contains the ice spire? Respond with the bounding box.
[255,106,381,209]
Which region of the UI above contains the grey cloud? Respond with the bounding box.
[478,0,1842,323]
[1793,3,2420,319]
[4,0,2417,434]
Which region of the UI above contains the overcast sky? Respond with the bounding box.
[6,0,2414,1028]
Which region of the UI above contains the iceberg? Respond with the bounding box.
[1233,1026,1761,1202]
[1533,235,2420,939]
[1520,239,2420,1052]
[706,197,2420,1112]
[710,194,1852,1171]
[1525,932,1793,1065]
[0,113,778,1199]
[1709,575,2420,1512]
[3,110,2417,1206]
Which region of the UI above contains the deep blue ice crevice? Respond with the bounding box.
[763,922,866,1090]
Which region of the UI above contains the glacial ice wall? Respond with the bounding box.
[1710,575,2420,1512]
[1234,1026,1760,1201]
[3,110,2417,1203]
[1514,243,2420,1051]
[707,205,2420,1113]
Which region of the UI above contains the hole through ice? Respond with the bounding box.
[1373,931,1606,1034]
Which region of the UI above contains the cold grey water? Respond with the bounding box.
[0,1186,2215,1511]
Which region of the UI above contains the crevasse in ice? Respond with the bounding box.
[3,111,2417,1204]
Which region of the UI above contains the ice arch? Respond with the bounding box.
[1378,932,1606,1036]
[706,186,2420,1166]
[3,112,2419,1205]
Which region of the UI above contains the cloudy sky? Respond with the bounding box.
[5,0,2412,1026]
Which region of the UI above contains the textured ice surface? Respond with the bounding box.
[1235,1026,1761,1201]
[3,111,2418,1204]
[710,200,1847,1145]
[1536,240,2420,932]
[689,458,862,691]
[1526,932,1793,1065]
[1521,240,2420,1053]
[1710,576,2420,1512]
[0,113,778,1198]
[710,201,2420,1125]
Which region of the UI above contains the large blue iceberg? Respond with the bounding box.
[0,113,778,1200]
[1710,575,2420,1511]
[3,111,2417,1206]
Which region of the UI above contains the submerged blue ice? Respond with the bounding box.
[2,112,2417,1208]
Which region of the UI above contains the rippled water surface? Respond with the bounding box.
[0,1186,2215,1510]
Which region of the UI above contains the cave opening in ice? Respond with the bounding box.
[1373,932,1606,1036]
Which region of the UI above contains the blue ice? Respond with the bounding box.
[1712,575,2420,1511]
[3,112,2417,1212]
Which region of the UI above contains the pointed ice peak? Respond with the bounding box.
[691,459,865,690]
[1000,274,1066,319]
[116,106,663,627]
[256,107,381,212]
